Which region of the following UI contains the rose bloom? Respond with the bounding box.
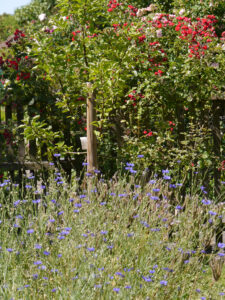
[38,13,46,21]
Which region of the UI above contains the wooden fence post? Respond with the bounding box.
[87,84,97,173]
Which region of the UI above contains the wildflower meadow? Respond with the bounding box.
[0,0,225,298]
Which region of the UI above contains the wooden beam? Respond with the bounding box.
[87,86,98,173]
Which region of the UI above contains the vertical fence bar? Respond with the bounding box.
[5,104,14,180]
[0,106,1,155]
[28,107,37,160]
[17,103,25,161]
[63,114,72,180]
[17,102,25,186]
[212,100,222,198]
[5,104,13,160]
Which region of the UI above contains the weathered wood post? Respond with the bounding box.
[86,82,98,173]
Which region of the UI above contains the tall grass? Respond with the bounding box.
[0,165,224,299]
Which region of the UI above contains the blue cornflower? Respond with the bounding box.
[16,215,23,219]
[125,167,132,171]
[140,221,150,228]
[107,245,114,249]
[7,248,13,252]
[218,243,225,249]
[169,184,176,188]
[201,199,211,205]
[151,228,160,232]
[127,233,134,237]
[51,269,58,273]
[151,196,159,200]
[209,211,217,216]
[176,205,183,210]
[113,287,120,293]
[142,276,152,282]
[80,194,86,198]
[100,231,108,235]
[87,247,95,252]
[32,199,41,204]
[34,260,42,265]
[86,172,92,177]
[149,180,156,184]
[57,181,64,185]
[119,193,127,197]
[43,251,50,256]
[58,211,64,216]
[27,229,34,234]
[14,200,20,207]
[126,163,134,167]
[137,154,144,158]
[115,272,124,278]
[35,244,42,249]
[125,285,132,289]
[25,185,32,189]
[53,153,60,157]
[160,280,167,286]
[162,169,170,174]
[218,253,225,257]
